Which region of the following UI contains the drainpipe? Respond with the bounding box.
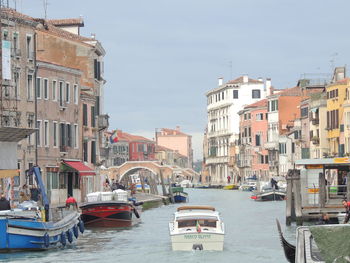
[34,32,38,165]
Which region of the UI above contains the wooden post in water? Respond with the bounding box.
[140,170,145,193]
[159,170,167,196]
[168,176,175,204]
[319,172,326,208]
[293,170,303,225]
[286,175,293,226]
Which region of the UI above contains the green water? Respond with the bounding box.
[0,189,295,263]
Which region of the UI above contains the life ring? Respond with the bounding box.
[60,232,66,247]
[132,206,140,218]
[73,225,79,238]
[78,219,85,233]
[43,233,50,248]
[66,230,73,243]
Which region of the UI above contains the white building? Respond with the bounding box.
[205,75,268,184]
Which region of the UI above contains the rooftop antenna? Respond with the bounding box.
[43,0,48,19]
[330,52,338,72]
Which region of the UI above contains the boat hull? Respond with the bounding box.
[80,201,138,227]
[0,211,81,251]
[173,192,188,203]
[253,191,286,201]
[170,232,224,251]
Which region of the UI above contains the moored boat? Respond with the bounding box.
[171,187,188,203]
[0,166,83,251]
[223,184,238,190]
[169,205,225,251]
[251,189,286,201]
[80,190,141,227]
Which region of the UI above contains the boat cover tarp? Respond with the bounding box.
[172,187,184,192]
[309,224,350,263]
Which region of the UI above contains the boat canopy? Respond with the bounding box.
[177,206,215,212]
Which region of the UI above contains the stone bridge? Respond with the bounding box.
[100,161,199,183]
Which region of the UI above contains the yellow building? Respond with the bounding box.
[343,81,350,155]
[326,78,349,156]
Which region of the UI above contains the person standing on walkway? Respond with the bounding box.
[342,199,350,223]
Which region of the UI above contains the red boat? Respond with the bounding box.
[80,201,140,227]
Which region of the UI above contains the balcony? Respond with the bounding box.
[207,129,232,138]
[264,141,278,150]
[311,118,319,125]
[98,114,109,130]
[205,156,229,165]
[60,145,68,153]
[311,136,320,145]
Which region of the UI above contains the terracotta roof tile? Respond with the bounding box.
[245,99,267,108]
[116,130,154,143]
[47,18,84,27]
[226,76,263,85]
[158,128,188,136]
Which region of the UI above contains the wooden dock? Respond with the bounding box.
[134,192,170,210]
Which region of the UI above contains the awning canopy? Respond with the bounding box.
[0,127,36,142]
[0,169,19,178]
[62,160,96,176]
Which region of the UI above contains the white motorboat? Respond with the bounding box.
[169,206,224,251]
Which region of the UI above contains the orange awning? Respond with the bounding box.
[63,160,96,176]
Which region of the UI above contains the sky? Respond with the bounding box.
[15,0,350,160]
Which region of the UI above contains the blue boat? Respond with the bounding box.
[0,166,83,251]
[172,187,188,203]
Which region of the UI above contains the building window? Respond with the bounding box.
[255,134,261,146]
[256,113,264,121]
[83,104,88,126]
[53,121,58,147]
[13,32,19,54]
[73,84,78,104]
[269,100,278,112]
[91,141,96,164]
[252,89,261,99]
[14,71,20,99]
[94,59,101,80]
[52,80,57,101]
[26,35,33,60]
[67,123,72,147]
[65,83,70,103]
[44,120,49,147]
[27,74,33,100]
[59,81,64,107]
[221,91,224,100]
[83,141,88,162]
[36,120,42,146]
[301,107,308,117]
[60,123,66,150]
[233,90,239,99]
[43,79,49,99]
[91,106,95,127]
[74,124,78,148]
[36,78,41,99]
[279,143,286,154]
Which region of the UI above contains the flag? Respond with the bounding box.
[110,130,119,143]
[196,221,201,233]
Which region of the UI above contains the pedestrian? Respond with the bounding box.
[342,199,350,223]
[19,191,29,203]
[0,194,11,211]
[317,213,330,225]
[227,175,231,184]
[65,195,78,210]
[30,185,40,202]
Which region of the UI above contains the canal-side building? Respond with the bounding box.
[102,130,129,167]
[265,86,302,177]
[155,145,188,168]
[205,75,268,184]
[155,127,193,168]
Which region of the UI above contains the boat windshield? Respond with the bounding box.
[178,219,217,228]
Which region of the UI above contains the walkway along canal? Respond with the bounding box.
[0,189,295,263]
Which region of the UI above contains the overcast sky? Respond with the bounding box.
[17,0,350,160]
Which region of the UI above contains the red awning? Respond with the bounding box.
[63,160,96,176]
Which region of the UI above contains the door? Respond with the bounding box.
[68,173,73,197]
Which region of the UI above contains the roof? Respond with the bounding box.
[2,8,93,45]
[63,160,96,176]
[157,128,189,137]
[116,130,154,143]
[269,86,301,98]
[329,77,350,86]
[245,99,267,109]
[296,158,350,166]
[47,18,84,27]
[226,76,263,85]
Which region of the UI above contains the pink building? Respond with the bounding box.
[238,99,269,180]
[155,127,193,168]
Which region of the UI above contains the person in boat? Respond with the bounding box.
[66,195,78,210]
[271,178,279,190]
[0,194,11,211]
[30,185,40,202]
[19,191,29,203]
[342,199,350,223]
[317,213,330,225]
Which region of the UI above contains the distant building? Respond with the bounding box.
[102,131,129,167]
[155,127,193,168]
[155,144,188,168]
[205,75,268,184]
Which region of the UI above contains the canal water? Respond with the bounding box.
[0,188,296,263]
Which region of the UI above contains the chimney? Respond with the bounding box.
[258,77,263,82]
[218,77,223,86]
[265,78,272,96]
[243,75,248,83]
[91,33,96,39]
[176,126,180,131]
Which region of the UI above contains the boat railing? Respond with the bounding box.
[177,206,215,212]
